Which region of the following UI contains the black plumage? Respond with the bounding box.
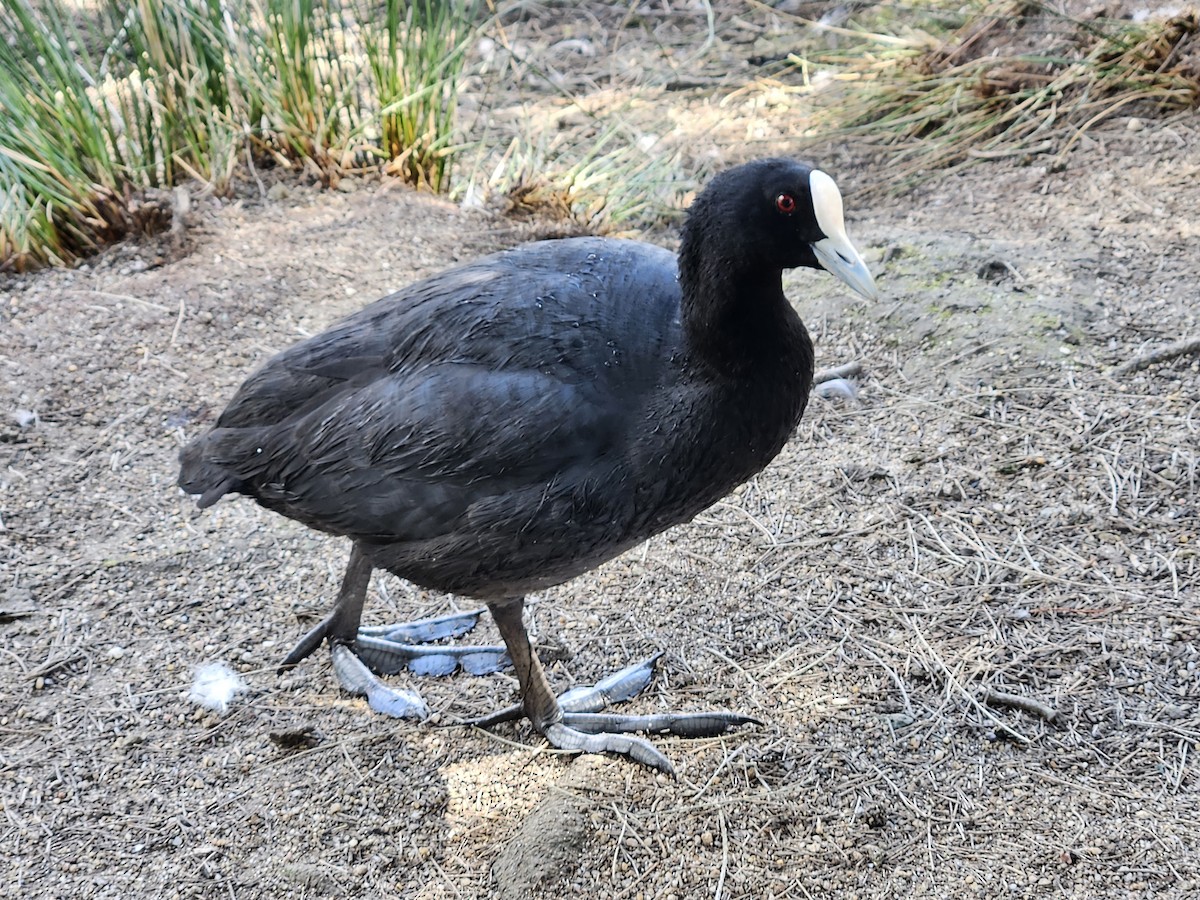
[179,158,877,771]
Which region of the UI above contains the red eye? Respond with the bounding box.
[775,193,797,214]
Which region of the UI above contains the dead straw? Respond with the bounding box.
[798,2,1200,192]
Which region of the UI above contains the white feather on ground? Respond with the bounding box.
[188,661,247,713]
[13,409,38,429]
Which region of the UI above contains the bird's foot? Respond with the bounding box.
[468,654,760,774]
[281,607,511,720]
[330,643,429,719]
[354,609,511,677]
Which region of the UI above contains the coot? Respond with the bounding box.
[179,158,877,772]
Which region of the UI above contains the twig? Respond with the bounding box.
[63,289,169,312]
[28,651,87,680]
[610,803,627,880]
[903,618,1031,743]
[968,141,1054,158]
[982,688,1059,724]
[245,142,267,200]
[1110,336,1200,376]
[814,360,863,384]
[170,295,186,346]
[714,809,729,900]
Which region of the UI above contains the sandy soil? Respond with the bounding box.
[3,3,1199,898]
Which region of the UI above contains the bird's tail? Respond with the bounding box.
[178,430,252,509]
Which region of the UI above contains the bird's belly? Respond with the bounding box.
[361,532,643,600]
[357,453,776,600]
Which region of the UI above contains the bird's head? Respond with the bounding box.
[688,158,879,302]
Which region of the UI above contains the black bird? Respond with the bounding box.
[178,158,877,772]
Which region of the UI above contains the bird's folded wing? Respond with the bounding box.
[211,361,626,541]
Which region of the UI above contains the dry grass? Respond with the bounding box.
[789,1,1200,192]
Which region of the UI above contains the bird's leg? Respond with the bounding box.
[482,600,757,775]
[486,598,563,729]
[277,543,427,718]
[279,543,374,669]
[277,543,510,718]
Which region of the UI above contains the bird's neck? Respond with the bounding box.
[678,234,810,379]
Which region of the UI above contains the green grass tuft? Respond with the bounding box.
[362,0,474,192]
[0,0,477,271]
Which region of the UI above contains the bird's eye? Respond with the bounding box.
[775,193,797,215]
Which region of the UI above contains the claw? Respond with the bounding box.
[457,702,524,729]
[279,615,333,672]
[331,643,429,719]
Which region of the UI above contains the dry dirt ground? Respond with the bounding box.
[3,4,1199,899]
